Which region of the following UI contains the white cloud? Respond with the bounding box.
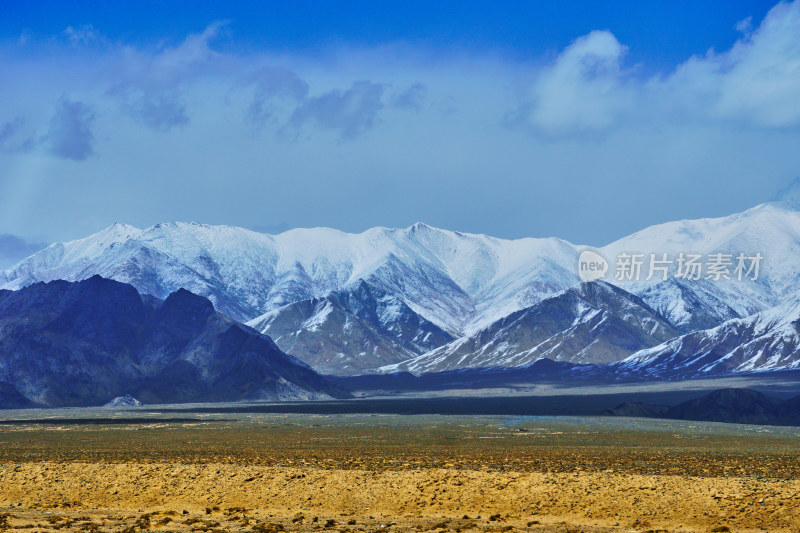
[677,0,800,127]
[509,1,800,134]
[515,30,631,136]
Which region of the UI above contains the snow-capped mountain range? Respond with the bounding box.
[616,300,800,378]
[3,188,800,377]
[0,221,582,335]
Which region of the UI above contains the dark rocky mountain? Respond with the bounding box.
[0,276,347,408]
[0,381,34,409]
[247,281,454,375]
[330,358,587,392]
[666,388,784,425]
[385,282,680,374]
[607,388,800,426]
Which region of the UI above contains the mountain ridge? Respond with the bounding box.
[0,275,347,407]
[607,388,800,426]
[4,198,800,377]
[381,281,681,374]
[246,280,455,375]
[616,299,800,378]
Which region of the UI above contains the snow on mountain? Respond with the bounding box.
[381,282,680,375]
[635,277,741,332]
[617,299,800,378]
[246,280,454,375]
[104,394,143,408]
[603,203,800,317]
[1,221,583,336]
[4,193,800,378]
[7,203,795,337]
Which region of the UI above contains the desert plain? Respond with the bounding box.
[1,401,800,533]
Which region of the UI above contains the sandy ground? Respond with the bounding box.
[2,462,800,532]
[1,413,799,532]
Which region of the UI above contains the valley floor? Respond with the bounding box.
[1,412,799,532]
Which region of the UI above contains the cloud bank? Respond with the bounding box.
[1,1,800,245]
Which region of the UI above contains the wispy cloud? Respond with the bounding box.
[288,81,386,139]
[116,90,190,131]
[45,98,96,160]
[0,117,33,153]
[5,3,800,153]
[391,83,427,110]
[63,24,104,46]
[244,66,309,125]
[102,22,230,132]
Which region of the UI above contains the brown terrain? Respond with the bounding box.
[1,412,799,532]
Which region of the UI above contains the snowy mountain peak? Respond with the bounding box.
[407,221,434,232]
[2,221,584,333]
[86,222,142,245]
[108,222,141,233]
[5,191,800,377]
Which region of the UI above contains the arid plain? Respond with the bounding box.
[1,409,800,533]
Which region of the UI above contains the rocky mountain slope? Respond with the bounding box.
[246,280,453,375]
[616,299,800,379]
[0,222,581,336]
[0,276,346,407]
[635,278,742,332]
[381,282,680,374]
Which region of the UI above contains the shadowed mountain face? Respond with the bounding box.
[607,388,800,426]
[665,388,784,425]
[0,276,347,408]
[0,381,33,409]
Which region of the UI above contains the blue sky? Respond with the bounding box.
[1,1,799,266]
[0,1,774,64]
